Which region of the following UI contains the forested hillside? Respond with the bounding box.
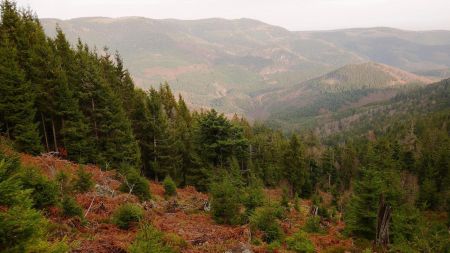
[266,76,450,135]
[261,62,433,129]
[0,1,449,252]
[40,17,450,115]
[320,78,450,139]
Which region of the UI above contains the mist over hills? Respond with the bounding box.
[41,17,450,120]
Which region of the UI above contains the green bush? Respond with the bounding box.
[73,165,94,193]
[119,170,151,201]
[0,157,32,207]
[210,175,242,225]
[55,170,72,194]
[311,194,321,206]
[0,205,47,252]
[27,240,70,253]
[294,194,301,212]
[0,153,68,252]
[129,223,175,253]
[19,167,59,209]
[322,246,347,253]
[267,241,282,253]
[318,205,331,219]
[281,186,290,208]
[0,153,21,181]
[304,216,323,233]
[249,206,284,243]
[242,180,266,219]
[163,232,188,252]
[163,175,177,197]
[390,211,450,253]
[362,248,373,253]
[0,172,30,207]
[251,237,262,246]
[61,196,83,218]
[286,230,315,253]
[112,203,144,229]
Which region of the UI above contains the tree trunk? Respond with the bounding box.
[40,112,49,152]
[91,98,98,140]
[51,117,58,152]
[328,173,331,188]
[375,195,391,250]
[153,114,158,181]
[5,122,10,139]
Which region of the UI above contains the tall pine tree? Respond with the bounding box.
[283,134,310,197]
[0,37,42,154]
[145,88,178,180]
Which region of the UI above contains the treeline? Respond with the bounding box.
[207,109,450,251]
[323,78,450,140]
[0,1,309,195]
[341,111,450,251]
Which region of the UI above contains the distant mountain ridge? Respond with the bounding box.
[315,77,450,138]
[249,62,432,119]
[296,62,432,92]
[264,76,450,135]
[41,17,450,116]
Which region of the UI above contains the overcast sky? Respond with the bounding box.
[15,0,450,31]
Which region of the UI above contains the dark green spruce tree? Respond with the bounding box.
[53,59,93,162]
[73,42,140,168]
[174,95,201,186]
[0,37,42,154]
[145,88,178,180]
[283,134,311,197]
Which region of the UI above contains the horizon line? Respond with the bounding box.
[40,16,450,33]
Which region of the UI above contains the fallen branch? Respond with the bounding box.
[309,205,318,216]
[84,195,97,218]
[117,172,135,195]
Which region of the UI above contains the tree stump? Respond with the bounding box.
[309,205,318,216]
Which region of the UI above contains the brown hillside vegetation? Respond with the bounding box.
[19,153,353,252]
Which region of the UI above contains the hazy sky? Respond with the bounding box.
[15,0,450,31]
